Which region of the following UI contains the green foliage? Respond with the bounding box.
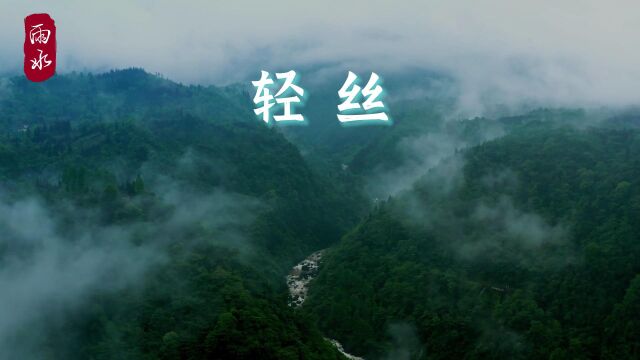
[0,71,357,359]
[4,69,640,359]
[74,246,343,360]
[305,124,640,359]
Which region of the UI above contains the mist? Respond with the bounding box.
[1,0,639,115]
[0,169,263,359]
[0,194,160,359]
[366,114,505,198]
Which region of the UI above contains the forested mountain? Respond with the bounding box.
[0,70,358,359]
[0,69,251,132]
[2,69,640,360]
[304,121,640,359]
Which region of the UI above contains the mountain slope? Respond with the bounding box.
[304,123,640,359]
[0,70,359,359]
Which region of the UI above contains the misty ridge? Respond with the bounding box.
[0,58,639,359]
[0,153,266,358]
[0,70,369,359]
[5,1,640,115]
[2,1,640,358]
[377,144,577,271]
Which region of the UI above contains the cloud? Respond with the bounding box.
[366,117,504,198]
[150,177,265,255]
[0,173,263,359]
[383,323,423,360]
[396,162,576,266]
[367,132,467,198]
[470,196,568,250]
[2,0,640,114]
[0,195,162,359]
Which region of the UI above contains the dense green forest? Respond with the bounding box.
[305,122,640,359]
[0,70,357,359]
[1,69,640,359]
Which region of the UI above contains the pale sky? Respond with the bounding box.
[2,0,640,113]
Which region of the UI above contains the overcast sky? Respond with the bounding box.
[2,0,640,113]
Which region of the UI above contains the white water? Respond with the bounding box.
[286,250,323,307]
[287,250,364,360]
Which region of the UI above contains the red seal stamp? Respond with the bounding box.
[24,13,56,82]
